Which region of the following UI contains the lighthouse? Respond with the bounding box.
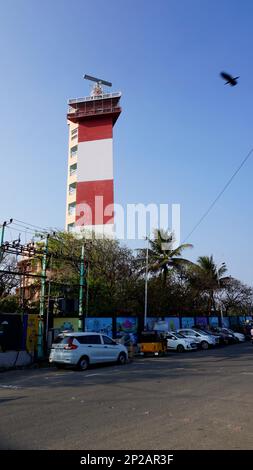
[65,75,122,236]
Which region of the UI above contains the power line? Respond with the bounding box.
[5,218,63,237]
[13,218,52,232]
[12,222,47,234]
[6,223,50,238]
[184,146,253,243]
[0,269,46,279]
[6,225,38,237]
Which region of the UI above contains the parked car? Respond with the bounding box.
[177,328,218,349]
[166,332,198,352]
[210,327,237,344]
[223,328,245,343]
[49,332,128,370]
[194,328,223,345]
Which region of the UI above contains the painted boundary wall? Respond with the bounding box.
[53,315,253,339]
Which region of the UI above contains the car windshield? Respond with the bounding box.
[194,329,210,336]
[173,332,185,338]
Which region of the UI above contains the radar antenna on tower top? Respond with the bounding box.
[83,74,112,97]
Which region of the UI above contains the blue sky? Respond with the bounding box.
[0,0,253,283]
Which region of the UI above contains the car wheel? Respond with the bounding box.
[118,352,127,365]
[77,356,89,371]
[201,341,209,350]
[177,344,185,353]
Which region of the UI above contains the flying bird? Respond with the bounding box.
[220,71,239,86]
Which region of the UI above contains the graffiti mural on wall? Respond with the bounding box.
[51,315,249,340]
[153,320,168,331]
[116,317,138,343]
[222,317,230,328]
[229,316,238,327]
[53,318,79,332]
[26,314,39,354]
[86,317,113,337]
[146,317,157,331]
[195,317,208,328]
[209,317,219,327]
[165,317,180,331]
[181,317,195,328]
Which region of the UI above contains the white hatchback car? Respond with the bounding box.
[177,328,218,349]
[49,332,128,371]
[166,332,198,352]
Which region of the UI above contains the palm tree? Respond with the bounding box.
[138,229,193,285]
[193,255,228,314]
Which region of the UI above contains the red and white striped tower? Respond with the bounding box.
[65,78,121,236]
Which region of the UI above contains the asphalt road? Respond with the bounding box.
[1,342,253,450]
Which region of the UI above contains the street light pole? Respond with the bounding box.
[217,271,224,327]
[144,237,149,330]
[217,289,224,327]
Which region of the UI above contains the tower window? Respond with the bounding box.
[69,182,77,195]
[71,128,78,140]
[67,223,75,233]
[68,202,76,216]
[69,163,77,176]
[70,145,78,157]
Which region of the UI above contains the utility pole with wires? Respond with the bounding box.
[45,254,53,354]
[0,219,13,262]
[38,234,49,358]
[85,261,90,330]
[1,225,89,352]
[78,245,85,332]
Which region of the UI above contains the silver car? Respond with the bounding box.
[177,328,218,349]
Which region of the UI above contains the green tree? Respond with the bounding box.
[0,254,19,298]
[0,295,19,313]
[138,229,193,285]
[219,278,253,315]
[35,232,139,316]
[190,255,228,314]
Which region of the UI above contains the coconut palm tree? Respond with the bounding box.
[138,229,193,285]
[192,255,228,314]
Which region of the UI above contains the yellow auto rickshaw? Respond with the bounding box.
[139,331,167,356]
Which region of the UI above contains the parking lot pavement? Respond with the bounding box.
[0,342,253,450]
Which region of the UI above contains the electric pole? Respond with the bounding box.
[85,262,90,330]
[0,219,13,262]
[38,234,49,358]
[45,255,53,354]
[78,245,85,332]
